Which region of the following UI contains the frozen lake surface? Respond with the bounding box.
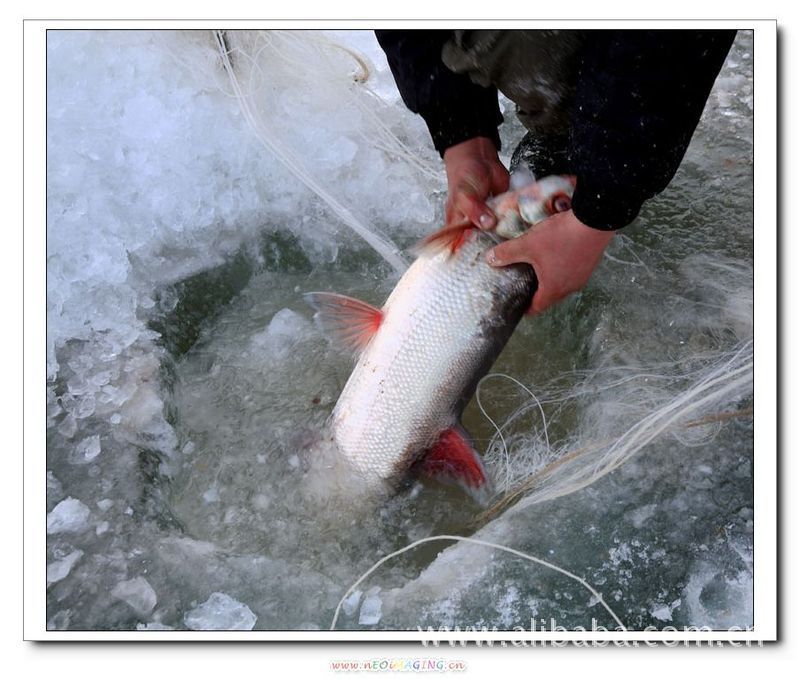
[46,30,753,631]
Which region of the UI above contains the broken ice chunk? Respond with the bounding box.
[47,497,91,534]
[96,498,114,511]
[342,589,362,616]
[358,588,382,626]
[47,471,64,507]
[75,434,102,463]
[650,598,682,623]
[184,592,257,631]
[111,577,158,617]
[202,486,220,503]
[250,308,311,360]
[47,549,84,585]
[58,414,78,439]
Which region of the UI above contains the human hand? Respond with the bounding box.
[443,137,510,229]
[484,209,615,315]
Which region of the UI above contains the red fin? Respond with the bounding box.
[413,221,475,257]
[304,292,383,353]
[416,426,492,504]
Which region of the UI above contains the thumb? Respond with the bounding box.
[484,235,532,268]
[529,286,558,315]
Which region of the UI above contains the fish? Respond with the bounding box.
[305,175,575,503]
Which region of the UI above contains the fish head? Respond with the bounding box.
[491,175,576,239]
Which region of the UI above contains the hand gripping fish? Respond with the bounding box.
[305,176,575,503]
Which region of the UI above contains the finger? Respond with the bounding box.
[445,193,474,227]
[490,164,510,195]
[444,197,458,226]
[529,285,570,315]
[528,288,554,315]
[445,197,473,227]
[484,235,532,267]
[453,190,496,230]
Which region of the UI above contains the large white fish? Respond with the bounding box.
[306,176,575,502]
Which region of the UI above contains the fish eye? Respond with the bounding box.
[548,192,572,214]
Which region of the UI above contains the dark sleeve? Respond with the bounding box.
[375,30,504,156]
[569,29,737,230]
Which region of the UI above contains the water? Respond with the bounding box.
[46,30,754,631]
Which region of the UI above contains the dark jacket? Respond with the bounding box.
[375,30,736,230]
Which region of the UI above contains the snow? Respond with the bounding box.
[184,593,257,631]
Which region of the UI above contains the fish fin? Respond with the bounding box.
[303,292,383,353]
[416,426,493,505]
[412,222,475,257]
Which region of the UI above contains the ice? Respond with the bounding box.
[682,543,753,629]
[57,414,78,439]
[46,28,436,387]
[47,550,84,585]
[342,589,362,616]
[47,610,72,631]
[322,136,359,168]
[46,472,63,508]
[250,308,313,360]
[74,434,101,463]
[96,498,114,511]
[111,577,158,617]
[136,622,175,631]
[184,593,257,631]
[47,497,90,534]
[650,598,681,622]
[202,486,220,503]
[628,503,657,529]
[358,587,383,626]
[74,394,96,419]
